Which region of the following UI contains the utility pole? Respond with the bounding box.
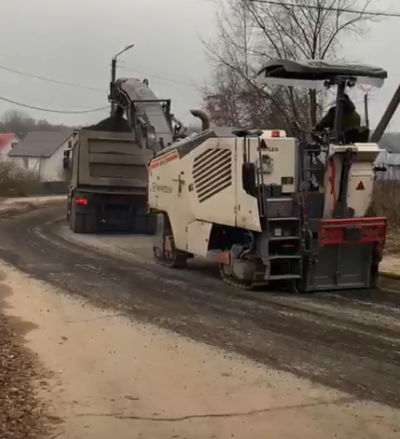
[110,57,117,116]
[364,93,369,128]
[110,43,134,116]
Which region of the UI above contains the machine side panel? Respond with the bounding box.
[323,142,381,219]
[323,156,341,218]
[190,138,238,229]
[347,163,374,217]
[186,221,213,256]
[148,150,195,251]
[257,137,298,193]
[235,137,261,232]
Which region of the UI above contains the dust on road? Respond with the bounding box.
[1,262,400,439]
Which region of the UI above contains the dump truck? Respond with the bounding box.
[65,129,156,233]
[148,59,395,293]
[65,77,188,234]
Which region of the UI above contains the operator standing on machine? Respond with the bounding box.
[315,94,361,132]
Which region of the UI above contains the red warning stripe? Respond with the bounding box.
[149,150,179,170]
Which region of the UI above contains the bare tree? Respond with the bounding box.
[203,0,381,129]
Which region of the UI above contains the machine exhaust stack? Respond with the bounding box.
[190,109,210,131]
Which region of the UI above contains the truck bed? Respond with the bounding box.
[75,129,153,190]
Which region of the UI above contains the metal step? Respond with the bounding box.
[269,255,302,260]
[269,236,300,242]
[267,217,299,222]
[266,197,293,202]
[268,274,302,280]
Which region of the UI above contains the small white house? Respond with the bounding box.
[376,132,400,180]
[0,133,20,161]
[8,131,73,181]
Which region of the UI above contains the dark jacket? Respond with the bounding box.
[315,97,361,132]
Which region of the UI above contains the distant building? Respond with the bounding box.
[8,131,73,181]
[377,132,400,180]
[0,133,20,161]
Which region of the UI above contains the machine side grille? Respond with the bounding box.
[193,148,232,203]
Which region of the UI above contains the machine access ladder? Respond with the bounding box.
[254,141,303,285]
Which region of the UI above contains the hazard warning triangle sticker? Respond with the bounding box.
[356,181,365,190]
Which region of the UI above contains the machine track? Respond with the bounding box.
[219,264,257,290]
[1,206,400,409]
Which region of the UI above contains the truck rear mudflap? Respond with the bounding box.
[304,217,386,292]
[71,191,156,234]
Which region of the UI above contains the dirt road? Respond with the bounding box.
[0,206,400,438]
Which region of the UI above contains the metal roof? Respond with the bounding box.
[256,59,387,89]
[8,131,73,158]
[0,133,19,151]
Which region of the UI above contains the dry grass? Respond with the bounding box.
[0,162,40,197]
[372,180,400,254]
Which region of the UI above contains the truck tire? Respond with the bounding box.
[69,202,86,234]
[70,212,86,233]
[85,214,97,233]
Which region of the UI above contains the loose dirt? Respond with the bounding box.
[0,280,47,439]
[1,261,400,439]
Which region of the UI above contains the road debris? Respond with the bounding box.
[0,314,46,439]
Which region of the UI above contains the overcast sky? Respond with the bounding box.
[0,0,399,131]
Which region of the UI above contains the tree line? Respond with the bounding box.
[201,0,381,130]
[0,110,71,138]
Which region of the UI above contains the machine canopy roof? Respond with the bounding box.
[256,59,387,90]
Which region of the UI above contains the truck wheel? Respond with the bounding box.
[69,202,86,234]
[370,264,379,289]
[66,204,70,222]
[70,212,86,233]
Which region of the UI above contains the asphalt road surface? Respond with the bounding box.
[0,205,400,410]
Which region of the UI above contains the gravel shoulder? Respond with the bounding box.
[0,310,47,439]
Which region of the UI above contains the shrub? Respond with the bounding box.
[372,180,400,230]
[0,161,40,197]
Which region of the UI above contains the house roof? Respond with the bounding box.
[8,131,73,158]
[0,133,18,151]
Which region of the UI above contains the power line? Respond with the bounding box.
[0,60,197,93]
[119,66,196,88]
[248,0,400,17]
[0,95,109,114]
[0,64,105,92]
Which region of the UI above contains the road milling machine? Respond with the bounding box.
[148,59,395,293]
[66,77,188,234]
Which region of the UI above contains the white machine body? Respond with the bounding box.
[148,128,381,258]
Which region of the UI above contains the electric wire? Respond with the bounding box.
[0,95,109,114]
